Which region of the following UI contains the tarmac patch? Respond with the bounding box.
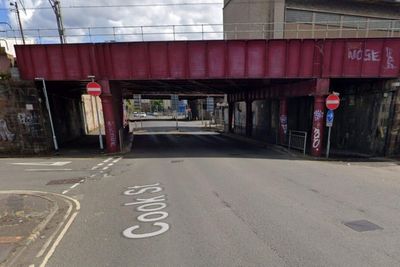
[46,178,85,185]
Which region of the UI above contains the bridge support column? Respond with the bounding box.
[279,98,288,144]
[245,100,252,137]
[99,80,119,153]
[311,95,325,157]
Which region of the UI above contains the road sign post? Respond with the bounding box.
[325,94,340,158]
[87,81,104,151]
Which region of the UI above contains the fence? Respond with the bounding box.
[288,130,308,155]
[1,20,400,45]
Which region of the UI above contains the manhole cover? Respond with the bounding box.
[343,220,383,232]
[46,178,84,185]
[171,160,184,163]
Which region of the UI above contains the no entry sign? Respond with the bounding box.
[326,94,340,110]
[86,81,102,96]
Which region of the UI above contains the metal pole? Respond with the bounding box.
[14,2,25,45]
[40,79,58,151]
[94,96,104,150]
[326,126,332,158]
[201,99,204,125]
[176,113,178,130]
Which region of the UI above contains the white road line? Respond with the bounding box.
[100,171,104,173]
[107,163,114,167]
[29,264,34,267]
[62,189,70,195]
[70,183,79,189]
[36,200,73,258]
[102,166,109,170]
[103,157,113,163]
[90,174,96,178]
[112,157,122,163]
[91,166,99,170]
[97,163,104,166]
[25,169,72,172]
[39,212,79,267]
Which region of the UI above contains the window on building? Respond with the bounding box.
[315,12,340,26]
[369,19,392,30]
[286,9,313,23]
[343,15,367,28]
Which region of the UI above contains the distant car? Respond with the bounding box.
[139,112,147,118]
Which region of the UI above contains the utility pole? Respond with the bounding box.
[10,2,25,44]
[48,0,66,43]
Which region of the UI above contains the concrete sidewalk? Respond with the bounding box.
[0,191,79,267]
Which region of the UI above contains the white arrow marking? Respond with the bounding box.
[11,161,71,166]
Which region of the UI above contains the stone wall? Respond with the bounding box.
[0,81,51,155]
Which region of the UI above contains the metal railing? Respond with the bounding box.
[1,20,400,45]
[288,130,308,155]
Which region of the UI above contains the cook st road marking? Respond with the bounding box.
[122,183,170,239]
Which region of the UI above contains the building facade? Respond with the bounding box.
[224,0,400,39]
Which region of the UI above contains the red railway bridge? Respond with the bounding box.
[15,38,400,156]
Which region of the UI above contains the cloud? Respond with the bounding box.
[7,0,223,43]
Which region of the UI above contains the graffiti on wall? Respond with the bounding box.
[0,119,15,142]
[385,47,396,70]
[279,115,288,135]
[312,127,321,150]
[347,47,398,70]
[312,109,324,151]
[18,113,35,126]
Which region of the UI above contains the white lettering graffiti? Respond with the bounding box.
[313,110,324,122]
[348,48,380,62]
[385,47,396,70]
[312,128,320,150]
[122,183,169,239]
[0,119,15,142]
[107,121,117,147]
[279,115,288,135]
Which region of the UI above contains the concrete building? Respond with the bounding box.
[224,0,400,39]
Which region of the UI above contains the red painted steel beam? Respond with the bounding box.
[15,38,400,81]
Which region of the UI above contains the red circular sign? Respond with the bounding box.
[326,94,340,110]
[86,81,102,96]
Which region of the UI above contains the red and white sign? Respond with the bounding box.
[326,94,340,110]
[86,81,102,96]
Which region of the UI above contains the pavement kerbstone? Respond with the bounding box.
[0,192,58,266]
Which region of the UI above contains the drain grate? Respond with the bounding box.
[46,178,84,185]
[343,220,383,232]
[171,160,184,163]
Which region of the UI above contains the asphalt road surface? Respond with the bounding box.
[1,121,400,267]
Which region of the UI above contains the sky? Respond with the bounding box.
[0,0,223,47]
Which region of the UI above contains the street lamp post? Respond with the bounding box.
[35,78,59,152]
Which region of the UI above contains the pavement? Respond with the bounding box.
[1,120,400,266]
[0,191,79,267]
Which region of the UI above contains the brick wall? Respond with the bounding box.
[0,81,51,155]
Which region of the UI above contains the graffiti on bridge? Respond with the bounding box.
[0,119,15,142]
